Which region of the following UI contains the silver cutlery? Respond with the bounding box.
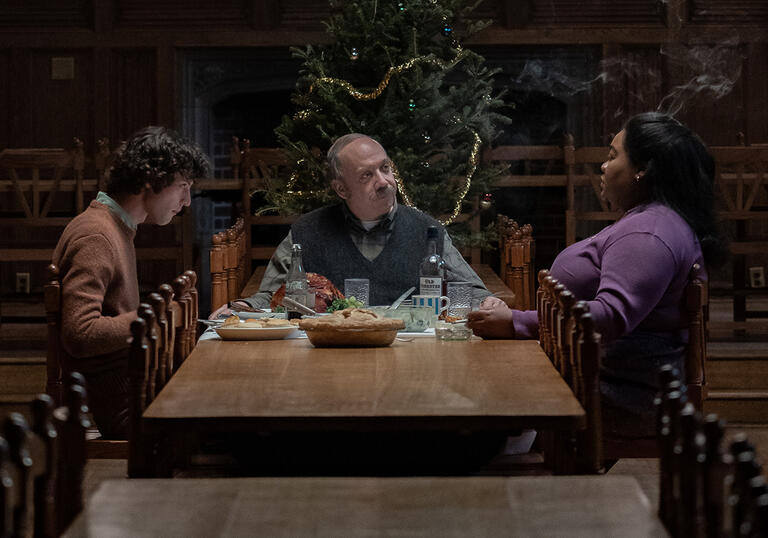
[388,286,416,310]
[281,296,318,316]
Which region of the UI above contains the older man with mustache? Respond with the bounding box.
[212,133,489,314]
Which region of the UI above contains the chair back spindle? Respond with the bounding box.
[576,312,603,473]
[138,304,159,402]
[44,264,64,407]
[684,263,708,410]
[127,318,152,479]
[0,378,89,536]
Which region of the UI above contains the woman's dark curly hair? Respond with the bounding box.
[623,112,728,268]
[107,126,209,196]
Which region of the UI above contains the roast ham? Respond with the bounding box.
[270,272,344,313]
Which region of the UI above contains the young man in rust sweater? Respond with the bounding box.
[52,126,209,439]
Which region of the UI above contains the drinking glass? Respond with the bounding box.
[446,281,472,319]
[344,278,370,306]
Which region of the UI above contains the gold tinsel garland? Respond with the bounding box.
[287,47,482,225]
[308,48,469,101]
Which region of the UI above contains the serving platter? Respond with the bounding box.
[214,325,298,341]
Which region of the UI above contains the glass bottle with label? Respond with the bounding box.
[419,226,445,295]
[285,243,309,319]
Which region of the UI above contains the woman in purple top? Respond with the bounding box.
[468,113,726,437]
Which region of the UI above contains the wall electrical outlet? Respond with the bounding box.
[15,272,31,294]
[749,266,766,288]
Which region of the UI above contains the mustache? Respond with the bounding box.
[372,184,396,199]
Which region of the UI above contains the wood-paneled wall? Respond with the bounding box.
[0,0,765,150]
[0,0,766,305]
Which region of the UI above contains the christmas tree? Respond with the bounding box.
[261,0,510,241]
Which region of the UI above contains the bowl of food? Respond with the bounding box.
[434,320,472,341]
[299,308,404,347]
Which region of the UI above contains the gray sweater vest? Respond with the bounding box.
[291,204,443,305]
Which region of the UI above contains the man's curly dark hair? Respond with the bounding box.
[107,126,209,196]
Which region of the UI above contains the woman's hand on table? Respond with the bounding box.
[467,300,516,339]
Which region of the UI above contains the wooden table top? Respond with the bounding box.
[143,338,584,433]
[64,475,666,537]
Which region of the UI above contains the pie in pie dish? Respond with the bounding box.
[299,308,404,347]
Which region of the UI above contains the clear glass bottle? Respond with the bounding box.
[285,243,309,319]
[419,226,445,296]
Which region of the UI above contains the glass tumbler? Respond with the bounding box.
[446,281,472,319]
[344,278,370,306]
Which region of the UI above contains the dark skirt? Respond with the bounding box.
[600,330,685,438]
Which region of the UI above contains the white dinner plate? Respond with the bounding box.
[214,325,298,341]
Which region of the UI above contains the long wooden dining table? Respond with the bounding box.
[139,335,585,475]
[65,475,667,537]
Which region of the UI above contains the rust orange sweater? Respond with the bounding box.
[52,200,139,374]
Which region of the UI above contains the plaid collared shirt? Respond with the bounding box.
[340,200,396,261]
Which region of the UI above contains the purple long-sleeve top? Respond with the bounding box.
[512,202,704,342]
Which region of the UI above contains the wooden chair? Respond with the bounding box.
[230,139,290,265]
[93,137,114,192]
[684,263,708,410]
[210,218,248,310]
[572,310,604,474]
[172,272,196,368]
[535,269,551,356]
[127,316,157,478]
[44,265,196,456]
[0,382,88,537]
[497,218,536,311]
[43,264,127,458]
[44,264,65,407]
[147,291,173,395]
[210,231,228,313]
[239,143,288,189]
[536,304,604,475]
[0,142,87,223]
[602,263,709,458]
[0,142,91,324]
[496,215,517,283]
[709,145,768,326]
[564,140,620,245]
[484,143,567,189]
[540,262,709,466]
[656,397,767,537]
[126,313,179,479]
